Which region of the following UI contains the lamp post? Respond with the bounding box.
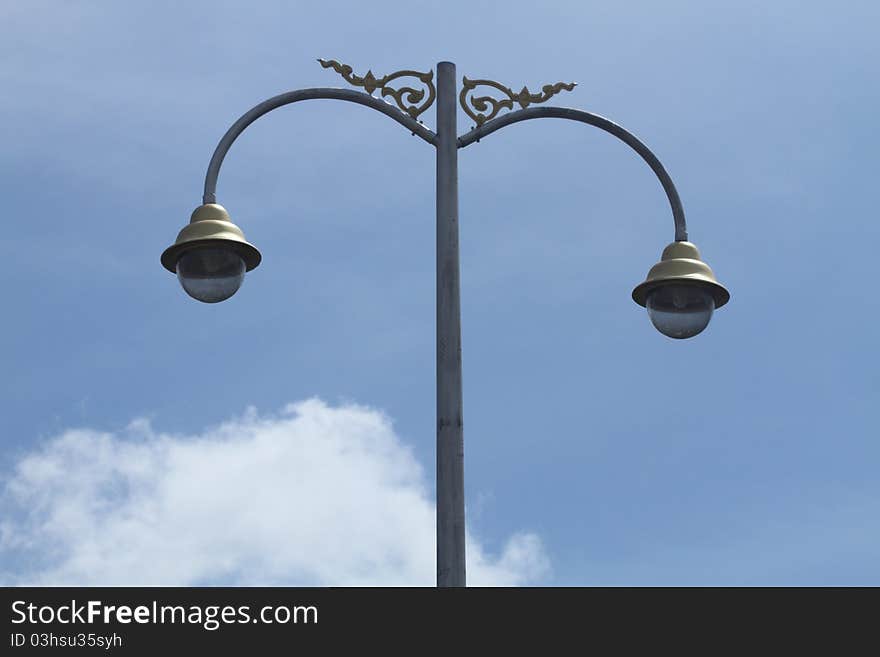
[162,59,730,587]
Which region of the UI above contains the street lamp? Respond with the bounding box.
[160,202,260,303]
[161,59,730,587]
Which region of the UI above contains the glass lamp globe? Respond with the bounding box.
[646,284,714,339]
[176,247,246,303]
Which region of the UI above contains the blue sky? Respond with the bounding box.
[1,0,878,585]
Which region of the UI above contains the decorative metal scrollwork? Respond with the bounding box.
[460,77,576,126]
[318,59,436,121]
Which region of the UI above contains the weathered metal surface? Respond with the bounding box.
[458,106,689,242]
[435,61,466,588]
[202,88,436,204]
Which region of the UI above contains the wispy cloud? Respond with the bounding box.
[1,399,548,586]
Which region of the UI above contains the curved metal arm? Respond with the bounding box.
[203,88,437,204]
[457,106,688,241]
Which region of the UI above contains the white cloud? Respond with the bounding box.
[0,399,548,586]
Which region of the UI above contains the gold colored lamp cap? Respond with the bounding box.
[161,204,261,273]
[632,241,729,308]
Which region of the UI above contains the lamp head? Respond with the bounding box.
[161,203,261,303]
[632,241,729,339]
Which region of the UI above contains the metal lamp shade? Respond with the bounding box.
[161,204,261,273]
[632,241,729,308]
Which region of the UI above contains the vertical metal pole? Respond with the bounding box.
[435,61,465,587]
